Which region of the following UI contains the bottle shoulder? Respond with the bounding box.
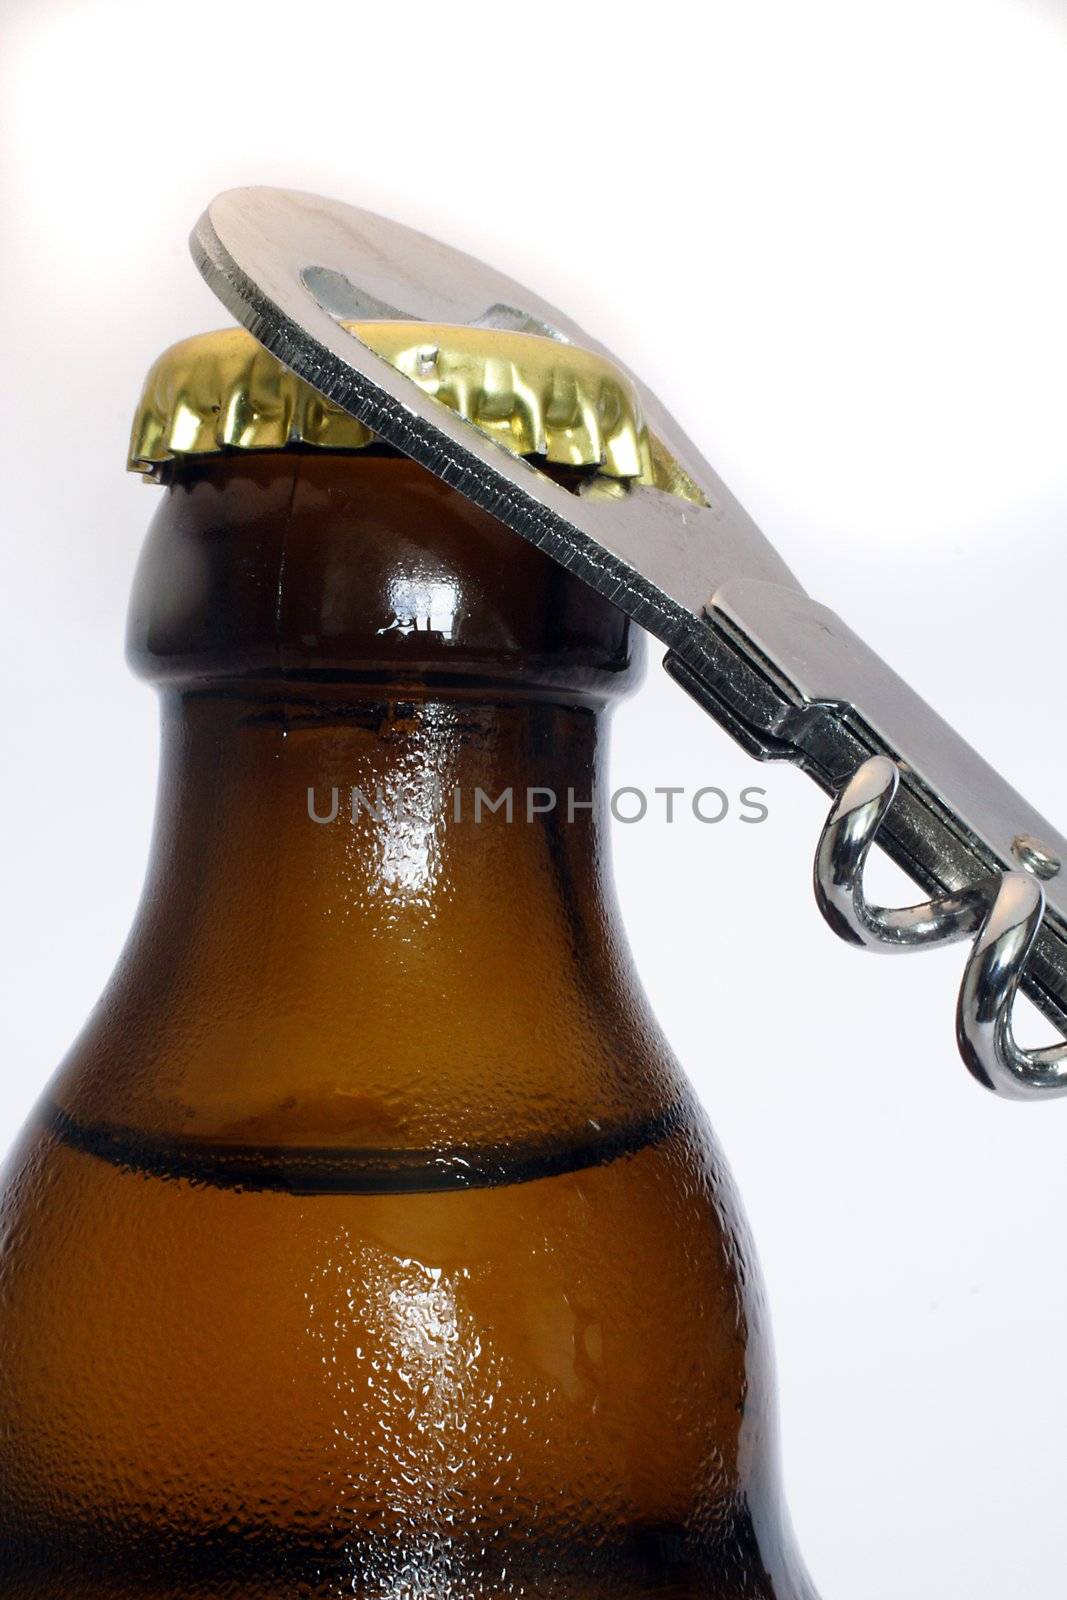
[45,904,694,1184]
[46,690,695,1166]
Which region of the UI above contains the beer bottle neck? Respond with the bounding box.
[143,683,614,990]
[53,453,673,1160]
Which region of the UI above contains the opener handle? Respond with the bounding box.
[665,581,1067,1093]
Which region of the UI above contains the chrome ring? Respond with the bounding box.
[817,758,1067,1097]
[957,873,1067,1099]
[814,756,986,951]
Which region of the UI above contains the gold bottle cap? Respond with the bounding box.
[129,322,702,501]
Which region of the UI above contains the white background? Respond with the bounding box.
[3,1,1067,1593]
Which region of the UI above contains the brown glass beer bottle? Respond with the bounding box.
[0,327,818,1599]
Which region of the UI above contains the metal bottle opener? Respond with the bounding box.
[191,186,1067,1099]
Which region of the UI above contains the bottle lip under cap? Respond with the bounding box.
[128,321,703,502]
